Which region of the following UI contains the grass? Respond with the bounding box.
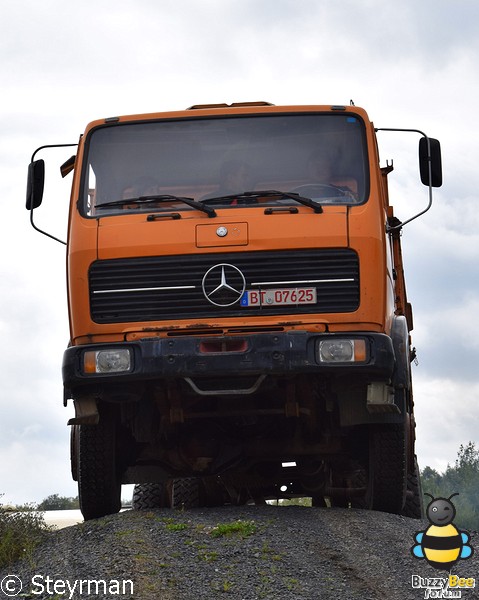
[198,550,218,562]
[210,520,257,538]
[211,579,234,593]
[284,577,300,591]
[0,495,51,567]
[259,541,283,562]
[158,517,189,532]
[165,522,188,532]
[115,529,134,537]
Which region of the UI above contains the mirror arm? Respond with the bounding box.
[30,142,78,162]
[375,127,434,232]
[29,203,67,245]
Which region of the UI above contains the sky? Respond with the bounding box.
[1,0,479,505]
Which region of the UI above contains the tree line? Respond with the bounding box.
[421,441,479,531]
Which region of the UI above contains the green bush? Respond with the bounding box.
[0,496,51,567]
[37,493,79,511]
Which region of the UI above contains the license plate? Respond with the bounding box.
[240,287,317,307]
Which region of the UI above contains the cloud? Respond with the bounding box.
[0,439,75,506]
[415,376,479,473]
[411,293,479,380]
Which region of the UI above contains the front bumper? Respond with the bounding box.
[62,331,396,399]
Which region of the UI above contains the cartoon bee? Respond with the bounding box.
[411,493,474,570]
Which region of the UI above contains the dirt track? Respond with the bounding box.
[2,505,478,599]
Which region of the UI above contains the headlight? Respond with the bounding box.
[83,348,132,374]
[317,339,366,363]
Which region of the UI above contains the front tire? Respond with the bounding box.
[402,456,424,519]
[370,424,407,514]
[78,414,122,520]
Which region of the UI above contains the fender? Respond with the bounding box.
[391,315,411,391]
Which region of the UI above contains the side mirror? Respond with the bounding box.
[419,137,442,188]
[26,160,45,209]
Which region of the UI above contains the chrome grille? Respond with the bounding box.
[89,249,359,323]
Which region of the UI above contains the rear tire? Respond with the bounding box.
[169,478,200,509]
[78,414,122,520]
[132,483,168,510]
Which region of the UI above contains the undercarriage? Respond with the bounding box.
[71,372,419,519]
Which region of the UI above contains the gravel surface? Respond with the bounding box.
[1,505,478,599]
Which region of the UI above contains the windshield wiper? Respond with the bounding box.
[202,190,323,213]
[97,195,217,218]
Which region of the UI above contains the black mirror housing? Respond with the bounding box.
[419,137,442,188]
[26,160,45,210]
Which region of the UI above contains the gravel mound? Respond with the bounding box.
[2,505,478,599]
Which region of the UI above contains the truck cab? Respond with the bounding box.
[27,102,442,519]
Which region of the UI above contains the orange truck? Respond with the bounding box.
[26,102,442,520]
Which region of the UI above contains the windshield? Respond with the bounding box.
[82,113,368,216]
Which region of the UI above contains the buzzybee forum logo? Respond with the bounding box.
[412,493,473,570]
[411,493,475,598]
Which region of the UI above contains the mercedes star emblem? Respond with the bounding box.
[202,264,246,307]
